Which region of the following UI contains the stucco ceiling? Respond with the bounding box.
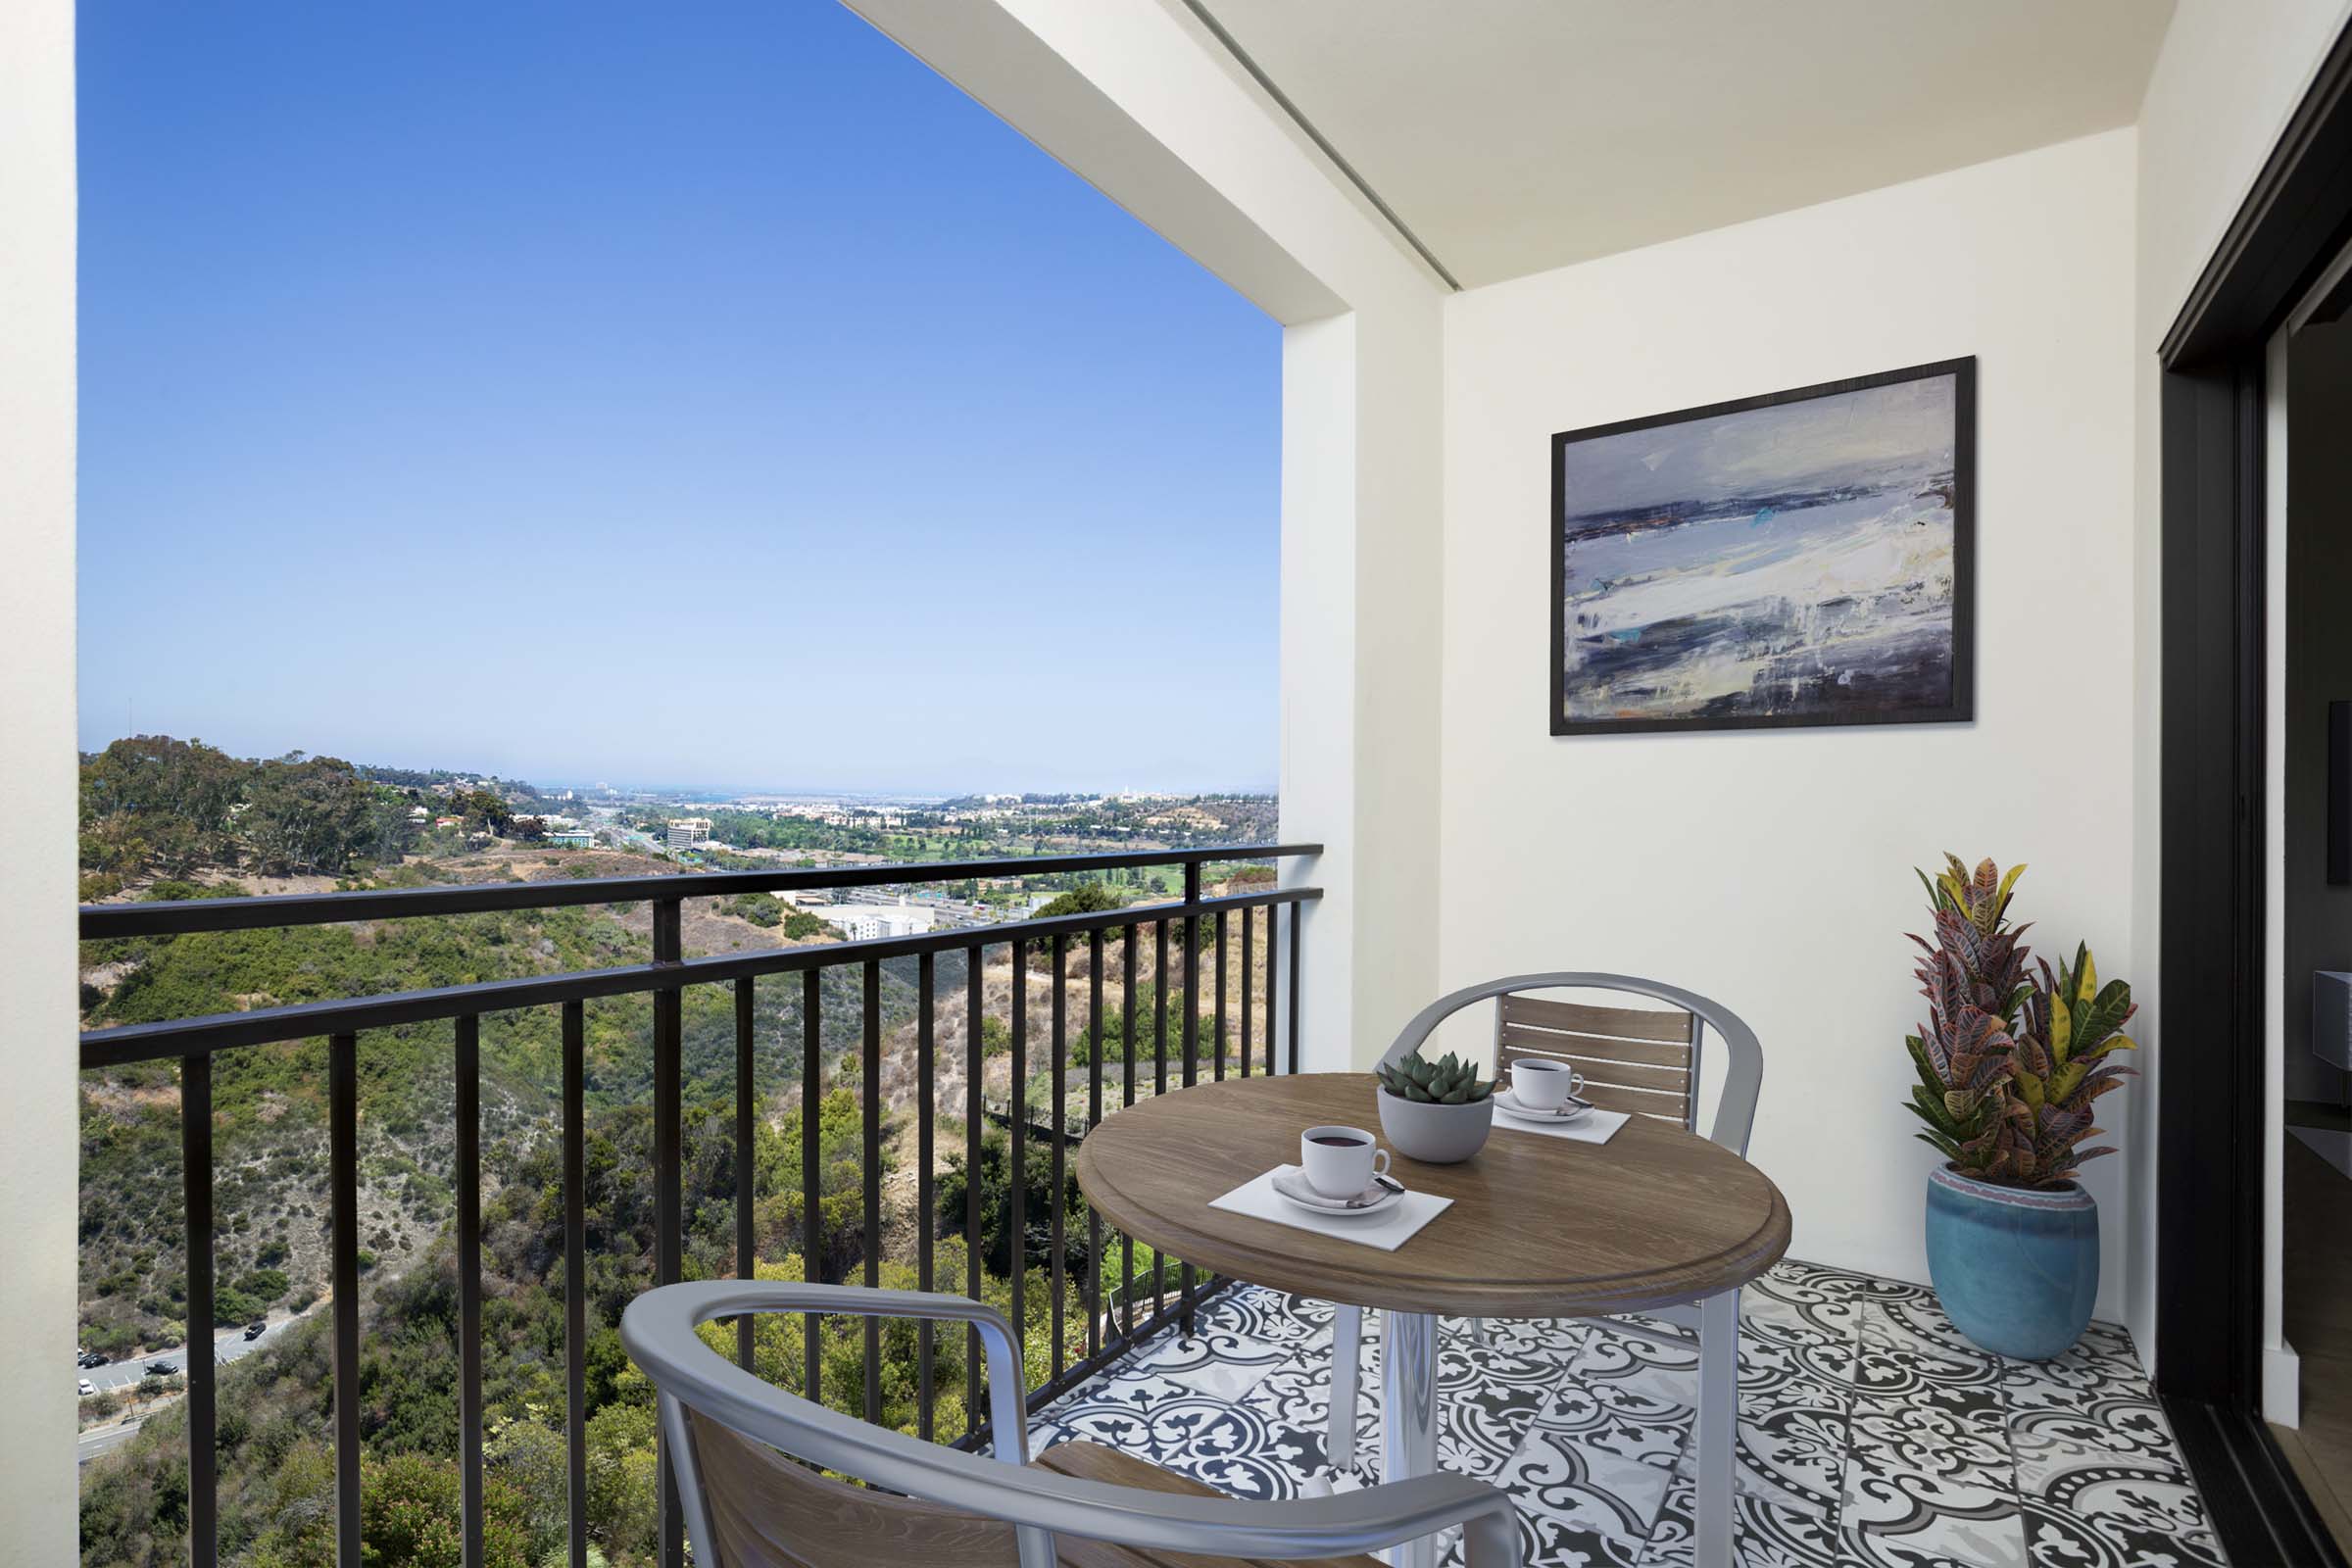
[1192,0,2173,289]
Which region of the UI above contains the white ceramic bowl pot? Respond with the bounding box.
[1375,1087,1494,1164]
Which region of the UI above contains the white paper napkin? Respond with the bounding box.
[1207,1165,1454,1251]
[1493,1105,1631,1145]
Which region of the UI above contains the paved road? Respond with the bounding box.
[77,1311,305,1394]
[78,1416,144,1466]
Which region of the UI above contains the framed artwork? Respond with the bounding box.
[1550,357,1975,736]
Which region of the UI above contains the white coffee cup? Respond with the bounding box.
[1300,1125,1390,1198]
[1510,1057,1586,1111]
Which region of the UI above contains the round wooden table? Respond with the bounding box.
[1074,1073,1790,1568]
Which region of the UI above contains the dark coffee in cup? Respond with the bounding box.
[1299,1124,1389,1197]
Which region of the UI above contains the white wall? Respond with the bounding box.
[1439,131,2141,1315]
[2131,0,2352,1384]
[0,0,78,1554]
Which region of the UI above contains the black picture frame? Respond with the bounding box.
[1548,356,1978,738]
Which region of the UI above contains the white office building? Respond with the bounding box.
[808,900,938,942]
[666,817,712,850]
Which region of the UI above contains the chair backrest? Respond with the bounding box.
[622,1280,1522,1568]
[684,1409,1023,1568]
[1384,971,1763,1156]
[1494,993,1702,1131]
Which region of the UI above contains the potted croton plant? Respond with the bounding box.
[1902,856,2138,1360]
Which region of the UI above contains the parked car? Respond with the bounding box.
[77,1379,94,1396]
[143,1359,174,1377]
[78,1351,106,1368]
[243,1320,267,1341]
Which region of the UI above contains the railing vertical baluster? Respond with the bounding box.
[1214,908,1229,1084]
[1120,925,1137,1339]
[736,978,757,1370]
[862,959,883,1427]
[456,1014,484,1568]
[1267,905,1283,1078]
[1288,898,1302,1075]
[1152,918,1168,1316]
[1181,863,1200,1089]
[1179,866,1199,1333]
[1086,930,1104,1363]
[1152,916,1169,1102]
[181,1053,217,1568]
[329,1032,362,1568]
[563,1002,587,1568]
[1050,933,1068,1385]
[965,946,984,1440]
[916,953,937,1443]
[802,968,823,1407]
[1008,939,1028,1385]
[651,901,684,1568]
[1242,906,1254,1078]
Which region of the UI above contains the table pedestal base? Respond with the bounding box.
[1693,1288,1740,1568]
[1381,1310,1439,1568]
[1371,1291,1742,1568]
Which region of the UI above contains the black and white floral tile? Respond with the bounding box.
[1027,1259,2224,1568]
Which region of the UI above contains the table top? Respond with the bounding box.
[1072,1073,1790,1318]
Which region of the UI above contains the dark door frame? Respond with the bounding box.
[2158,16,2352,1563]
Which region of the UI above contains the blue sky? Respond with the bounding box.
[76,3,1279,795]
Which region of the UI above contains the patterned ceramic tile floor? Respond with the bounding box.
[1028,1260,2223,1568]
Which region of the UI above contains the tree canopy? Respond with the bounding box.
[78,736,454,888]
[1033,882,1128,919]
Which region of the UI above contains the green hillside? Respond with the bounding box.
[74,737,1216,1567]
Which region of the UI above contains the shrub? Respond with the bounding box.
[781,909,837,942]
[213,1287,265,1326]
[722,893,780,928]
[978,1014,1012,1058]
[1034,882,1126,919]
[354,1449,534,1568]
[235,1268,291,1303]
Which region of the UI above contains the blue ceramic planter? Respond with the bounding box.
[1924,1166,2098,1360]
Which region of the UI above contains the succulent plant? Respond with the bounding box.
[1377,1047,1493,1104]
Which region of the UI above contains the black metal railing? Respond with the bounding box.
[77,843,1320,1568]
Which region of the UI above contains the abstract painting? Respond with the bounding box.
[1550,358,1975,735]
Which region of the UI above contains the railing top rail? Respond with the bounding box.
[77,842,1322,941]
[78,884,1322,1068]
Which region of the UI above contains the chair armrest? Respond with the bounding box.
[622,1281,1520,1565]
[634,1280,1030,1461]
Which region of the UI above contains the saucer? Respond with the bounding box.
[1494,1089,1592,1124]
[1268,1165,1403,1217]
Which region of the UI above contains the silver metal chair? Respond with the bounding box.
[622,1279,1521,1568]
[1322,974,1763,1555]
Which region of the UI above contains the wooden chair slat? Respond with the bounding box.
[689,1408,1017,1568]
[1497,1022,1691,1069]
[1498,993,1692,1044]
[683,1418,1390,1568]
